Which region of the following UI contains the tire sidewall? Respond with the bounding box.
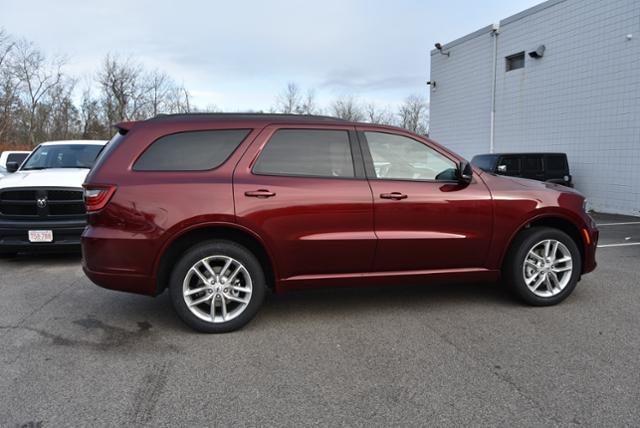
[507,227,582,306]
[169,240,266,333]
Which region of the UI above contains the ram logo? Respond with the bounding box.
[36,197,48,209]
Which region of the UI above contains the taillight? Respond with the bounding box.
[83,185,117,212]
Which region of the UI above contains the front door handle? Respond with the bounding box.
[380,192,407,200]
[245,189,276,198]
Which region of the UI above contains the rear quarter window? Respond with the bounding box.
[134,129,251,171]
[545,155,568,171]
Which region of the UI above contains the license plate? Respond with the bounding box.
[28,230,53,243]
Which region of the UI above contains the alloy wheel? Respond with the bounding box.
[182,255,252,323]
[522,239,573,298]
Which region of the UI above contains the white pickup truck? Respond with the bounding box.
[0,140,107,255]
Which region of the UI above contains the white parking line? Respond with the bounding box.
[596,222,640,226]
[597,242,640,248]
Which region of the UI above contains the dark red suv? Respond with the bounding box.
[82,114,598,332]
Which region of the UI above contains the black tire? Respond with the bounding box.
[169,240,266,333]
[0,252,17,258]
[503,227,581,306]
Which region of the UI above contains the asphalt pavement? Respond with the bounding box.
[1,213,639,427]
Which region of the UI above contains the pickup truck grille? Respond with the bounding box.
[0,188,85,219]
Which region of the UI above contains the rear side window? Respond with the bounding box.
[545,155,567,171]
[253,129,354,178]
[134,129,251,171]
[523,156,543,172]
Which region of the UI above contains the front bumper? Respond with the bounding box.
[582,217,599,274]
[0,218,86,253]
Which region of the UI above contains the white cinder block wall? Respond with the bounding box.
[429,0,640,215]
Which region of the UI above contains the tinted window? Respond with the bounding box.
[134,129,250,171]
[471,155,495,172]
[22,144,103,170]
[523,156,543,172]
[499,156,520,173]
[7,153,28,164]
[253,129,354,178]
[546,155,567,171]
[365,132,457,181]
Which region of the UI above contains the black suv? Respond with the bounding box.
[471,153,572,187]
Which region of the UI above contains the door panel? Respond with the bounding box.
[233,125,376,280]
[368,180,493,271]
[358,129,493,272]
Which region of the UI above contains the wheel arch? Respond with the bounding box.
[155,223,277,295]
[500,213,587,273]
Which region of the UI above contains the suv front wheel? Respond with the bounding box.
[169,240,266,333]
[504,227,582,306]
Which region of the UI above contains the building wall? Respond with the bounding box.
[429,26,495,160]
[429,0,640,215]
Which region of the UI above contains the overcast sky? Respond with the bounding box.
[1,0,540,111]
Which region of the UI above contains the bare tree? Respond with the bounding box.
[397,94,429,135]
[80,87,108,139]
[274,82,319,115]
[0,29,15,69]
[0,29,19,144]
[275,82,302,114]
[364,102,396,125]
[145,69,172,117]
[12,39,65,146]
[165,85,192,114]
[97,54,146,124]
[297,88,319,115]
[331,96,364,121]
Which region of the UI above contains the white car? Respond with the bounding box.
[0,150,31,178]
[0,140,107,255]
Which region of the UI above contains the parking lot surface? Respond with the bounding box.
[1,213,639,427]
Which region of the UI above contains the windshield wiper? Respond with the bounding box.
[21,167,47,170]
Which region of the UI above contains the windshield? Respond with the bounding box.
[21,144,103,170]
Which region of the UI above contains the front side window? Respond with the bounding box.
[21,144,103,170]
[253,129,354,178]
[364,132,457,181]
[499,156,521,174]
[134,129,251,171]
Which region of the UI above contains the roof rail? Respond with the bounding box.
[151,112,346,122]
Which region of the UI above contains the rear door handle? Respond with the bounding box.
[380,192,407,200]
[244,189,276,198]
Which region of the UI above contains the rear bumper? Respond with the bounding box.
[82,264,156,296]
[0,218,85,253]
[81,226,158,296]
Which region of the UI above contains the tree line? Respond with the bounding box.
[0,28,428,149]
[273,82,429,135]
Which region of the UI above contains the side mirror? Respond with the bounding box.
[497,164,507,173]
[5,161,19,173]
[457,160,473,184]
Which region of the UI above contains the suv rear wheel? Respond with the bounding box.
[169,240,266,333]
[504,227,581,306]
